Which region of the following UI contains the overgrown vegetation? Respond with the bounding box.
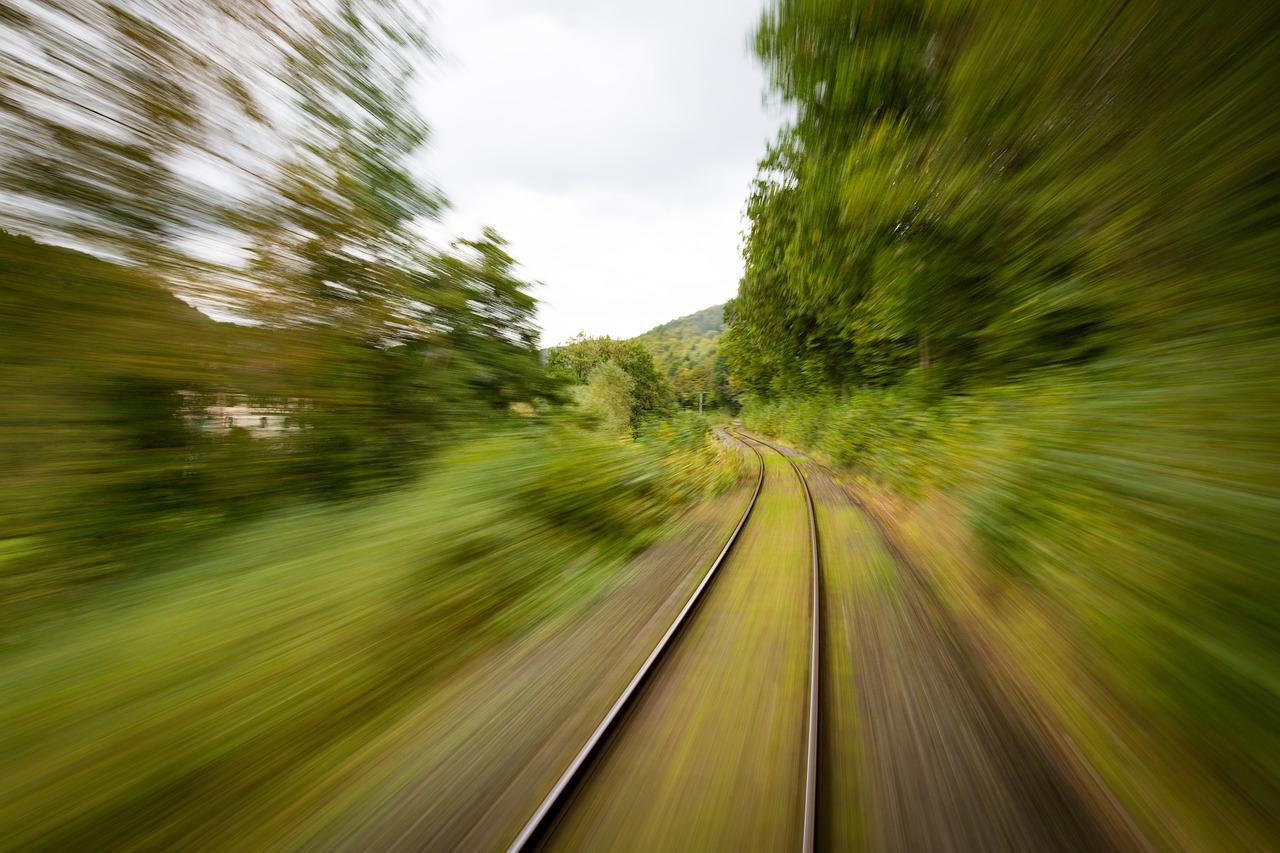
[0,11,749,842]
[728,0,1279,845]
[544,334,673,430]
[0,423,740,848]
[0,1,551,605]
[633,304,735,411]
[4,0,1275,846]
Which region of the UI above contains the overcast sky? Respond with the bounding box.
[419,0,784,347]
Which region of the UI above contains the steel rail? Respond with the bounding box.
[504,429,766,853]
[737,431,821,853]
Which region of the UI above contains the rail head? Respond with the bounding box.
[794,450,820,853]
[504,430,766,853]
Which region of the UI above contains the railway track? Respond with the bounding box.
[504,429,821,852]
[743,432,821,853]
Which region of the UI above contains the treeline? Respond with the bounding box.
[0,1,549,596]
[543,305,739,428]
[544,336,672,433]
[727,0,1279,847]
[726,0,1277,394]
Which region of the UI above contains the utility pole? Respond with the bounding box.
[698,391,704,414]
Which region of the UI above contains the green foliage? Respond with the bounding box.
[0,425,729,847]
[545,335,673,428]
[744,348,1280,794]
[0,233,231,575]
[731,0,1280,842]
[636,413,745,501]
[245,0,443,339]
[0,228,550,600]
[633,304,736,411]
[580,361,635,436]
[0,1,271,265]
[0,2,551,602]
[728,0,1279,394]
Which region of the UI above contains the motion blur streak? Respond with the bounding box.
[1,0,1277,852]
[727,1,1280,850]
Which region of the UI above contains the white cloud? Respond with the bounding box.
[418,0,783,346]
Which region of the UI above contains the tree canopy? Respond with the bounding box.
[725,0,1279,397]
[545,335,673,428]
[0,0,552,587]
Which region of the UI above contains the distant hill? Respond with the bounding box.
[633,303,733,410]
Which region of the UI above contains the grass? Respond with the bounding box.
[0,423,739,849]
[742,342,1280,850]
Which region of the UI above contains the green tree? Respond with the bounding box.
[0,1,287,283]
[546,336,672,427]
[0,0,553,592]
[235,0,548,484]
[730,0,1278,394]
[632,304,731,409]
[246,0,443,339]
[728,2,1280,845]
[580,361,634,436]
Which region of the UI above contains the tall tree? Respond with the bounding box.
[245,0,443,338]
[546,336,673,428]
[729,0,1279,394]
[0,0,285,279]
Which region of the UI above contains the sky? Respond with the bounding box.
[419,0,784,347]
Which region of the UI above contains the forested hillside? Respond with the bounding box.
[725,0,1278,847]
[634,303,733,410]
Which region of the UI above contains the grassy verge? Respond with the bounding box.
[742,344,1279,850]
[0,421,741,848]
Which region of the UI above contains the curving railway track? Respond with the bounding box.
[504,429,822,853]
[745,432,821,853]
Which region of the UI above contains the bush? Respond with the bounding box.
[0,422,738,847]
[742,344,1280,841]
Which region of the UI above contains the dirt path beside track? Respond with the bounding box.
[792,446,1137,853]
